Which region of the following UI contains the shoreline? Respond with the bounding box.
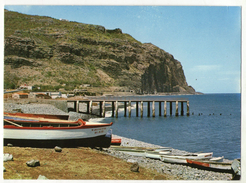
[3,101,234,180]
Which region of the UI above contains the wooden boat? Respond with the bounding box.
[186,159,233,173]
[160,152,213,164]
[4,116,113,148]
[4,112,69,120]
[110,146,172,152]
[111,138,122,146]
[110,146,172,158]
[145,150,172,159]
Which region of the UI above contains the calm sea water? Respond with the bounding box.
[92,94,241,160]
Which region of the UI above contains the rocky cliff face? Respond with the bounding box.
[4,10,195,94]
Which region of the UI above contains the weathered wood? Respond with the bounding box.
[181,102,184,116]
[128,101,131,117]
[175,101,179,116]
[140,101,143,117]
[152,101,155,117]
[89,100,93,114]
[136,102,139,117]
[86,101,89,114]
[115,101,119,118]
[76,101,80,113]
[170,102,172,116]
[73,101,76,112]
[102,101,105,117]
[112,101,115,117]
[147,101,150,117]
[187,101,190,116]
[164,101,167,117]
[124,101,127,117]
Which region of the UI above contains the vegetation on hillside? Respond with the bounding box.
[4,10,195,95]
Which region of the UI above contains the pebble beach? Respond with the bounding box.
[3,101,234,180]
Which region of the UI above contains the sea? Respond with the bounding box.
[90,93,241,160]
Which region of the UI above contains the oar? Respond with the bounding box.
[4,119,23,127]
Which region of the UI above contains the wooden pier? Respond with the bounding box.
[67,98,190,117]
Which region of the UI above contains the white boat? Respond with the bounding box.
[145,150,172,160]
[160,152,213,164]
[4,116,113,148]
[186,159,232,173]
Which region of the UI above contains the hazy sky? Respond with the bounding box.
[4,4,242,93]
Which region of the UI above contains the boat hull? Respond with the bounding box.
[4,134,111,148]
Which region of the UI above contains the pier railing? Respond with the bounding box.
[67,98,190,117]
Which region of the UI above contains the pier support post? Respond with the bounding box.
[187,101,190,116]
[86,101,90,114]
[147,101,150,117]
[164,101,167,117]
[175,101,179,116]
[181,102,184,116]
[152,101,155,117]
[102,101,105,117]
[124,101,127,117]
[136,102,139,117]
[112,101,115,117]
[76,101,80,113]
[115,101,118,118]
[89,100,93,114]
[170,102,172,116]
[140,101,143,117]
[99,101,102,117]
[73,101,76,112]
[128,101,131,117]
[159,102,161,116]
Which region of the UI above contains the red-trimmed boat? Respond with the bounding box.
[186,159,233,173]
[4,113,113,148]
[4,112,69,120]
[111,138,122,146]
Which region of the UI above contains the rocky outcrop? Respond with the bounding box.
[4,10,196,94]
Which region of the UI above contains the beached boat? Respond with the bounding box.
[4,112,69,120]
[145,150,172,159]
[186,159,232,173]
[4,116,113,148]
[111,138,122,146]
[160,152,213,164]
[110,146,172,158]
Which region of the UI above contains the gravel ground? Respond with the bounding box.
[106,135,233,180]
[4,102,234,180]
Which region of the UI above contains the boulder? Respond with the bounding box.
[54,146,62,152]
[37,175,48,179]
[3,153,13,162]
[127,159,138,164]
[130,162,139,172]
[7,143,13,147]
[26,160,40,167]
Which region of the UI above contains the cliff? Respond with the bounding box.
[4,9,196,94]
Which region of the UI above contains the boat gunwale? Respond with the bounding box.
[4,120,113,130]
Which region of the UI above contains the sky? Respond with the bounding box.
[3,2,242,93]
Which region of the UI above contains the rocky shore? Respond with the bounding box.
[3,102,234,180]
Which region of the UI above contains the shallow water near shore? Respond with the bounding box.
[90,93,241,160]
